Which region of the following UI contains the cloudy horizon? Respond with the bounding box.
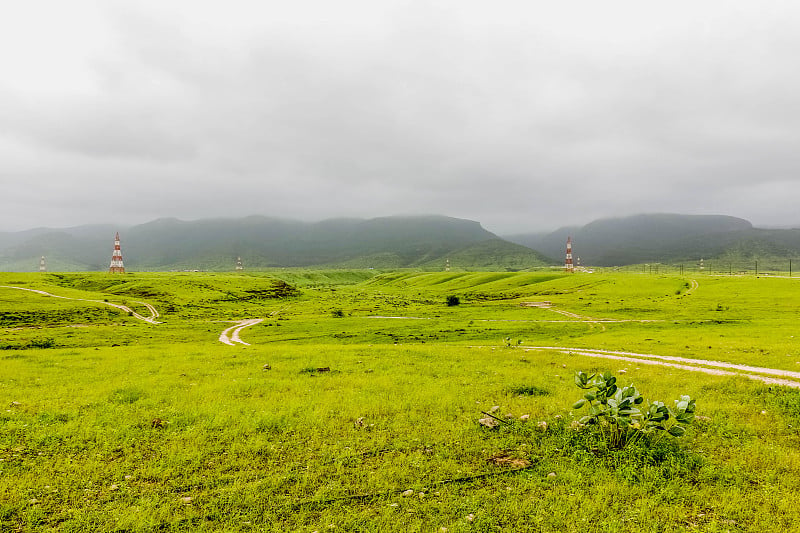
[2,1,800,235]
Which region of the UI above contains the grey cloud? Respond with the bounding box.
[3,1,800,233]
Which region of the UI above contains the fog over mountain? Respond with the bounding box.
[3,2,800,234]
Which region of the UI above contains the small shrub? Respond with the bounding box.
[331,309,345,318]
[27,338,56,349]
[571,370,695,450]
[507,385,549,397]
[503,337,523,348]
[446,295,460,306]
[300,367,331,374]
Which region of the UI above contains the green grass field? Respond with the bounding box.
[3,270,800,531]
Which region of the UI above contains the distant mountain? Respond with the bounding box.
[505,213,800,266]
[0,215,554,272]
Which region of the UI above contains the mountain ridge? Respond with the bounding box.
[7,212,800,272]
[0,215,553,272]
[504,213,799,266]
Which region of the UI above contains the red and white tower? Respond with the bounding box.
[39,256,47,272]
[109,232,125,274]
[565,236,574,272]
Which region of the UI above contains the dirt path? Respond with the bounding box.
[137,301,160,320]
[218,318,263,346]
[685,279,699,295]
[524,345,800,389]
[0,285,162,324]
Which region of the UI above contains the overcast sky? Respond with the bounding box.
[2,1,800,235]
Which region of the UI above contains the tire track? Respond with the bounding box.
[524,345,800,388]
[218,318,263,346]
[684,279,699,295]
[1,285,162,324]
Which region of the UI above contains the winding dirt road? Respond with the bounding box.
[218,318,263,346]
[523,346,800,389]
[0,285,162,324]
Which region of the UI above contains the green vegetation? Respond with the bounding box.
[572,370,696,449]
[3,270,800,531]
[446,295,460,306]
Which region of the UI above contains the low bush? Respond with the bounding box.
[571,370,696,450]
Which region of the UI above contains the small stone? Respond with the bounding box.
[388,503,399,507]
[110,484,119,491]
[124,475,132,480]
[478,416,499,429]
[618,369,627,374]
[490,405,500,413]
[262,364,271,370]
[181,496,193,504]
[519,414,530,422]
[537,421,548,431]
[402,489,414,497]
[761,410,767,415]
[547,472,556,478]
[29,498,38,504]
[466,514,475,522]
[354,417,365,428]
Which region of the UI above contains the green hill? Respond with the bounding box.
[505,213,800,267]
[0,215,553,272]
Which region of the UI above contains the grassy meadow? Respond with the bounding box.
[3,270,800,531]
